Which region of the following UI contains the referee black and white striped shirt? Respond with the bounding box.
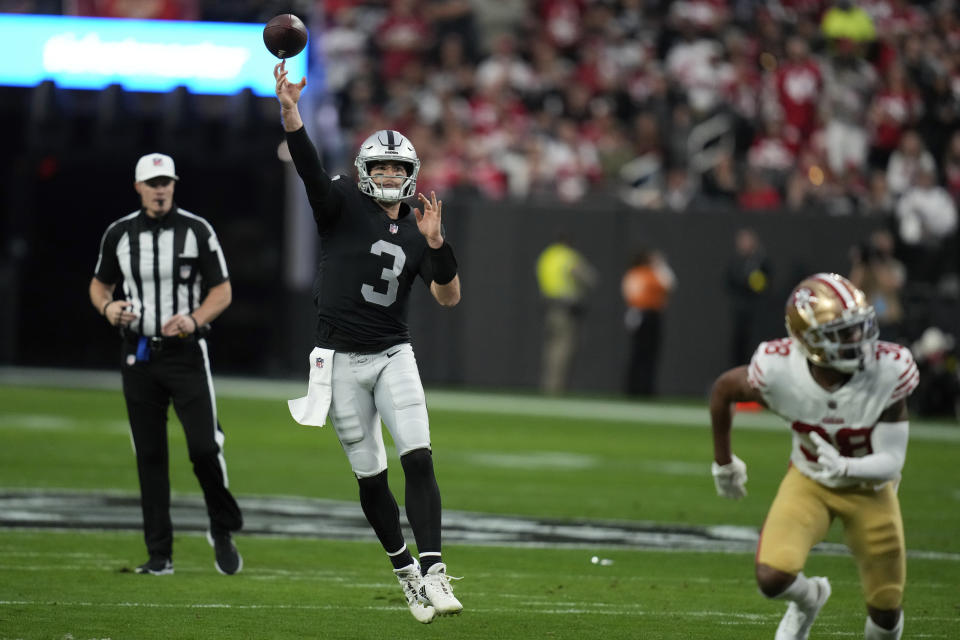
[93,206,229,337]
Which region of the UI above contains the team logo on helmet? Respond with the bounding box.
[792,287,815,310]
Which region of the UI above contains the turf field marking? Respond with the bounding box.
[0,414,74,430]
[464,451,597,470]
[0,598,954,634]
[0,599,773,619]
[3,490,960,561]
[3,367,958,439]
[0,413,128,433]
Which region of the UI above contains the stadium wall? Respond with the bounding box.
[406,197,895,397]
[7,157,955,396]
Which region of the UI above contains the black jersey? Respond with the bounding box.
[93,207,229,337]
[287,126,439,352]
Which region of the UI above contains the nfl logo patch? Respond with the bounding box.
[315,357,324,368]
[179,265,191,279]
[389,223,399,235]
[153,157,163,166]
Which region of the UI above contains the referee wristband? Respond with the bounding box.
[188,315,199,332]
[428,241,458,285]
[102,300,114,316]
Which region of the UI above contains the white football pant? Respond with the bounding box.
[329,343,431,477]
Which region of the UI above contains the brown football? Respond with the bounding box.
[263,14,308,59]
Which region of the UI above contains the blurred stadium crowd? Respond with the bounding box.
[18,1,957,268]
[3,0,959,413]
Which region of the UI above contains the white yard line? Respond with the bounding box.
[0,598,954,634]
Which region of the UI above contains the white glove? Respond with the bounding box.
[711,454,748,499]
[809,432,848,481]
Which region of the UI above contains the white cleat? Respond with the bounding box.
[419,563,463,616]
[394,560,436,624]
[775,576,832,640]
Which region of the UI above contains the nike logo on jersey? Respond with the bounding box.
[387,350,400,358]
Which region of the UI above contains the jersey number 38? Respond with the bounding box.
[792,421,875,459]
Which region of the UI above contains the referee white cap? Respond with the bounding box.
[135,153,179,182]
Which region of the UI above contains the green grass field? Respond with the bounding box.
[1,376,958,639]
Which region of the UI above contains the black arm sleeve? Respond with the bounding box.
[285,126,341,228]
[428,242,458,285]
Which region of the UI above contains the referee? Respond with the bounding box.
[88,153,243,576]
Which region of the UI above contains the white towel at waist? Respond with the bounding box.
[288,347,335,427]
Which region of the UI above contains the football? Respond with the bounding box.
[263,14,308,59]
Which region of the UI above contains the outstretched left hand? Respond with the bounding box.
[413,191,444,249]
[809,432,848,480]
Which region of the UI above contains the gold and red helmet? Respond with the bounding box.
[785,273,879,372]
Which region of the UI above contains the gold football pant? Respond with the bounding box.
[756,465,905,609]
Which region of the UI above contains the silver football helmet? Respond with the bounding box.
[354,130,420,202]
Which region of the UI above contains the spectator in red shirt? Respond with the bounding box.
[739,168,783,211]
[539,0,585,54]
[748,115,798,189]
[773,36,823,148]
[375,0,432,81]
[867,62,923,170]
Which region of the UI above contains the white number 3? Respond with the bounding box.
[361,240,406,307]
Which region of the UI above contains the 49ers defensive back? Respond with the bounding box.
[710,272,916,640]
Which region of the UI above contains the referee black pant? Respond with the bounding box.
[120,336,242,559]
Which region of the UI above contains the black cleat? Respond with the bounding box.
[207,530,242,575]
[134,556,173,575]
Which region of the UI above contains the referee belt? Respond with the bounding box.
[121,330,195,351]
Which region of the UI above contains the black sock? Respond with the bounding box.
[419,554,442,574]
[388,547,415,571]
[357,471,408,568]
[400,449,442,567]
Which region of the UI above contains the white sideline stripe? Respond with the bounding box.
[0,599,955,632]
[0,599,711,615]
[0,600,775,619]
[2,367,958,440]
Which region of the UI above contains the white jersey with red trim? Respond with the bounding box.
[747,338,918,488]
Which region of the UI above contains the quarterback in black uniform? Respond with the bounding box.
[275,61,462,623]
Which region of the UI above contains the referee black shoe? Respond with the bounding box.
[206,530,243,575]
[135,556,174,575]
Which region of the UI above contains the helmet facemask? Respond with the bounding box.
[793,307,879,373]
[355,130,421,202]
[359,160,416,202]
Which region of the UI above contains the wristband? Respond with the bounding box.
[429,241,458,285]
[188,315,199,332]
[102,300,114,316]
